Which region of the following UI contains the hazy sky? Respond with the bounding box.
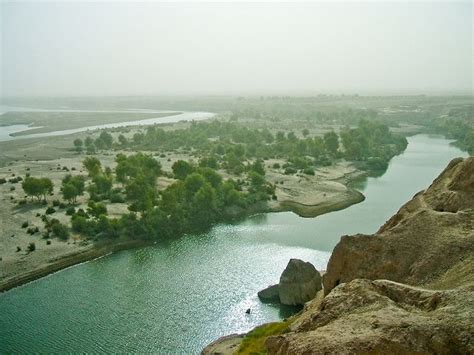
[1,1,472,97]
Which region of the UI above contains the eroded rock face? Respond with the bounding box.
[266,279,474,354]
[265,157,474,354]
[279,259,322,306]
[323,156,474,295]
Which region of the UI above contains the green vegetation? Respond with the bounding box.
[70,152,273,241]
[73,138,83,153]
[27,242,36,253]
[237,320,291,354]
[340,119,408,172]
[432,106,474,154]
[61,175,86,203]
[22,177,54,202]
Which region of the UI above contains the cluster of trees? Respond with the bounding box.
[432,106,474,154]
[339,120,408,171]
[109,119,405,174]
[73,131,114,154]
[70,153,274,240]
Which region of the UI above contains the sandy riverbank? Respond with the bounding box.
[0,239,154,293]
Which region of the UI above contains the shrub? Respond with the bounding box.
[284,167,297,175]
[0,178,6,184]
[46,240,51,245]
[272,163,281,169]
[51,222,69,240]
[27,242,36,252]
[27,226,39,235]
[16,246,21,252]
[21,221,29,228]
[52,199,60,207]
[45,207,56,214]
[303,168,315,175]
[66,206,76,216]
[18,199,27,205]
[109,193,125,203]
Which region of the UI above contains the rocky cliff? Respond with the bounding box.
[204,157,474,354]
[267,156,474,354]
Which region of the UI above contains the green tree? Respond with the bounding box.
[73,138,83,153]
[125,175,156,213]
[250,159,265,176]
[61,175,85,204]
[188,183,218,230]
[324,131,339,155]
[83,157,102,177]
[22,177,53,202]
[172,160,194,180]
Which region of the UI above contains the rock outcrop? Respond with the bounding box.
[323,157,474,295]
[279,259,322,306]
[266,157,474,353]
[258,259,322,306]
[257,284,280,302]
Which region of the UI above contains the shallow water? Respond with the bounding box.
[0,135,467,353]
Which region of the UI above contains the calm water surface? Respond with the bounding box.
[0,135,467,353]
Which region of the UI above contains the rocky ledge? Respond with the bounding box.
[258,258,322,306]
[204,157,474,354]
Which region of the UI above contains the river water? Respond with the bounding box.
[0,135,467,353]
[0,106,214,142]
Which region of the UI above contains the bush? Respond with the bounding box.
[27,242,36,252]
[21,221,29,228]
[27,226,39,235]
[18,199,27,205]
[272,163,281,169]
[45,207,56,214]
[303,168,315,175]
[0,178,6,184]
[46,240,51,245]
[16,246,21,252]
[284,167,297,175]
[109,193,125,203]
[52,199,60,207]
[51,222,69,240]
[66,206,76,216]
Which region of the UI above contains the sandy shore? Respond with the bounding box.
[0,239,154,293]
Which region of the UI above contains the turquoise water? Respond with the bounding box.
[0,135,467,353]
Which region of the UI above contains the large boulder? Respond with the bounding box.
[278,259,322,306]
[257,284,280,302]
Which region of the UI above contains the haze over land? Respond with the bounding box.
[1,1,472,97]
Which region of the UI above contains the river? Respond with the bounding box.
[0,106,214,142]
[0,134,468,353]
